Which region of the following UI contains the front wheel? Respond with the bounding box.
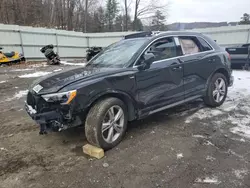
[203,73,228,107]
[85,97,128,150]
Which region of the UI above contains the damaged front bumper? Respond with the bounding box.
[25,103,81,133]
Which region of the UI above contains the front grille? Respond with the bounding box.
[27,92,50,113]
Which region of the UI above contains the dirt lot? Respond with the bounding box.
[0,62,250,188]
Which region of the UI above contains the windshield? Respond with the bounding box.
[87,38,148,68]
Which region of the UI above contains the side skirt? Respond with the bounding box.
[148,95,202,116]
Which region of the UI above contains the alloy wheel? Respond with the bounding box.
[213,78,226,103]
[102,105,125,143]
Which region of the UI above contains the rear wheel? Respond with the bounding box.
[85,97,128,150]
[203,73,228,107]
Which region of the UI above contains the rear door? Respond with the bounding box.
[177,36,216,99]
[134,37,185,116]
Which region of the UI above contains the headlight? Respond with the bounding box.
[42,90,77,104]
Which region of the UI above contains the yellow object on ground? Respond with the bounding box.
[0,49,25,64]
[82,144,104,159]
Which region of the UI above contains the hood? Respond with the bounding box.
[29,66,122,95]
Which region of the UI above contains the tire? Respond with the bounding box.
[85,97,128,150]
[203,73,228,107]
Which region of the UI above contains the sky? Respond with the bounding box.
[168,0,250,23]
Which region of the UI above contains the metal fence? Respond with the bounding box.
[0,24,135,60]
[190,25,250,48]
[1,23,250,60]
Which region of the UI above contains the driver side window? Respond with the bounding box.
[136,37,181,66]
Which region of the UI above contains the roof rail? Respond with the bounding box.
[124,31,166,39]
[124,31,153,39]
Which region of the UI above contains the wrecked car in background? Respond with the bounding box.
[226,43,250,69]
[40,44,60,65]
[25,31,233,150]
[86,46,103,61]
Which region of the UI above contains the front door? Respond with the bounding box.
[134,36,185,116]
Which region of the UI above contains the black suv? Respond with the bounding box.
[25,31,234,150]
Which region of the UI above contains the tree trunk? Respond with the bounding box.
[50,0,55,26]
[133,0,139,31]
[84,0,88,32]
[124,0,128,31]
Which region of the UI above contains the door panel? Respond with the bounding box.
[180,52,216,99]
[135,59,184,115]
[177,36,217,99]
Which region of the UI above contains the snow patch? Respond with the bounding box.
[192,135,206,138]
[0,147,8,152]
[19,71,52,78]
[61,61,86,66]
[185,108,223,123]
[10,68,33,72]
[14,90,28,98]
[227,113,250,139]
[234,169,248,179]
[177,153,183,159]
[231,138,246,142]
[206,156,216,161]
[204,140,215,146]
[3,90,28,102]
[230,124,250,139]
[53,69,63,72]
[29,63,48,68]
[0,80,7,84]
[195,177,220,184]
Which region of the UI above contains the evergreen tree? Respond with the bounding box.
[239,13,250,25]
[151,10,167,31]
[105,0,119,31]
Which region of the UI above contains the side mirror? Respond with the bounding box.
[137,57,154,71]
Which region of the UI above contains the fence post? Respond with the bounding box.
[55,33,59,53]
[18,30,24,55]
[86,36,90,48]
[247,29,250,43]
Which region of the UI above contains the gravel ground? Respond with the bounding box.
[0,62,250,188]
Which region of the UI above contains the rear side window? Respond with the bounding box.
[197,37,213,51]
[179,36,200,55]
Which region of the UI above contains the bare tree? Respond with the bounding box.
[133,0,168,30]
[123,0,132,31]
[0,0,168,32]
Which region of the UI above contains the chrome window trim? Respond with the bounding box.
[132,35,215,68]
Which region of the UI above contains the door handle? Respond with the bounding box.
[208,58,216,63]
[172,66,182,71]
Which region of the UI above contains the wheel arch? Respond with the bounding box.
[86,90,137,121]
[206,68,230,89]
[213,68,230,84]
